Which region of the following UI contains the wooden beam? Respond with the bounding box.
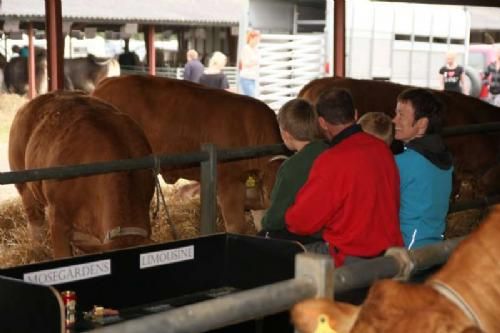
[333,0,345,78]
[27,22,36,99]
[45,0,64,91]
[146,25,156,75]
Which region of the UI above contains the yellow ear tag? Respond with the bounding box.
[245,176,256,188]
[314,314,337,333]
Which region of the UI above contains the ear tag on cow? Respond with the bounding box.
[246,176,256,188]
[314,314,337,333]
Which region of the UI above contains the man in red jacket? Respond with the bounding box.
[285,88,403,267]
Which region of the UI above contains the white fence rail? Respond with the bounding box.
[258,34,326,110]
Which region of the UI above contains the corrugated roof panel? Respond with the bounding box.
[0,0,243,24]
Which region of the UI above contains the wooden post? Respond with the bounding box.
[200,143,217,235]
[333,0,346,77]
[44,0,64,91]
[27,22,36,99]
[146,25,156,75]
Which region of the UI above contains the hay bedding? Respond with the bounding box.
[0,183,257,269]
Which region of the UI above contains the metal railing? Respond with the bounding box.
[93,253,331,333]
[89,235,465,333]
[0,143,287,235]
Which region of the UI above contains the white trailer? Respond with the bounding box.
[242,0,473,110]
[341,0,470,89]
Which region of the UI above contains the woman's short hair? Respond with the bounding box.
[397,88,444,134]
[357,112,394,145]
[209,51,227,70]
[277,98,320,141]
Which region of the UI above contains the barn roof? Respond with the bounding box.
[0,0,242,26]
[2,0,500,30]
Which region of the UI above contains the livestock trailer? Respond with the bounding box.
[0,234,304,333]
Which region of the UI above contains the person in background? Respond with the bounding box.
[439,51,465,94]
[392,88,453,249]
[483,48,500,107]
[12,45,29,58]
[199,51,230,90]
[357,112,394,146]
[183,49,204,83]
[259,98,328,245]
[239,29,261,97]
[286,88,403,267]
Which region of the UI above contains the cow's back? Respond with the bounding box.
[300,77,500,195]
[9,91,155,256]
[93,75,282,181]
[93,75,282,233]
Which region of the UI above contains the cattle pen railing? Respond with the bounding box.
[1,122,500,332]
[2,121,500,234]
[90,239,462,333]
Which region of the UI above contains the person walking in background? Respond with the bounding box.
[199,51,230,90]
[183,49,204,83]
[239,29,261,97]
[484,48,500,107]
[439,51,465,94]
[12,45,29,58]
[392,88,453,250]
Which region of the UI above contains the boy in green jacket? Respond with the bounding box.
[259,98,328,242]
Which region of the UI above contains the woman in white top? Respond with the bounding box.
[239,29,261,97]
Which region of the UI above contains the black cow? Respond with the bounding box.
[3,47,48,95]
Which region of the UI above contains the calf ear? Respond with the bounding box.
[291,298,360,333]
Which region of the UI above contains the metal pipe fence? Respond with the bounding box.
[333,237,464,294]
[87,236,465,333]
[94,278,316,333]
[1,122,500,236]
[92,252,332,333]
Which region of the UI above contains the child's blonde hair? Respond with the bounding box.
[357,112,394,145]
[277,98,320,141]
[208,51,227,70]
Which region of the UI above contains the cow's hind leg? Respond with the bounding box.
[17,184,46,244]
[47,205,73,258]
[217,176,248,234]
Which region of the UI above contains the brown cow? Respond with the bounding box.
[92,75,282,233]
[299,77,500,198]
[291,204,500,333]
[8,91,155,258]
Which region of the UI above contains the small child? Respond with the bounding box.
[357,112,394,146]
[259,98,328,241]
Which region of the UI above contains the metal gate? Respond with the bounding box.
[258,34,326,111]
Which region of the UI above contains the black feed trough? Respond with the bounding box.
[0,233,304,333]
